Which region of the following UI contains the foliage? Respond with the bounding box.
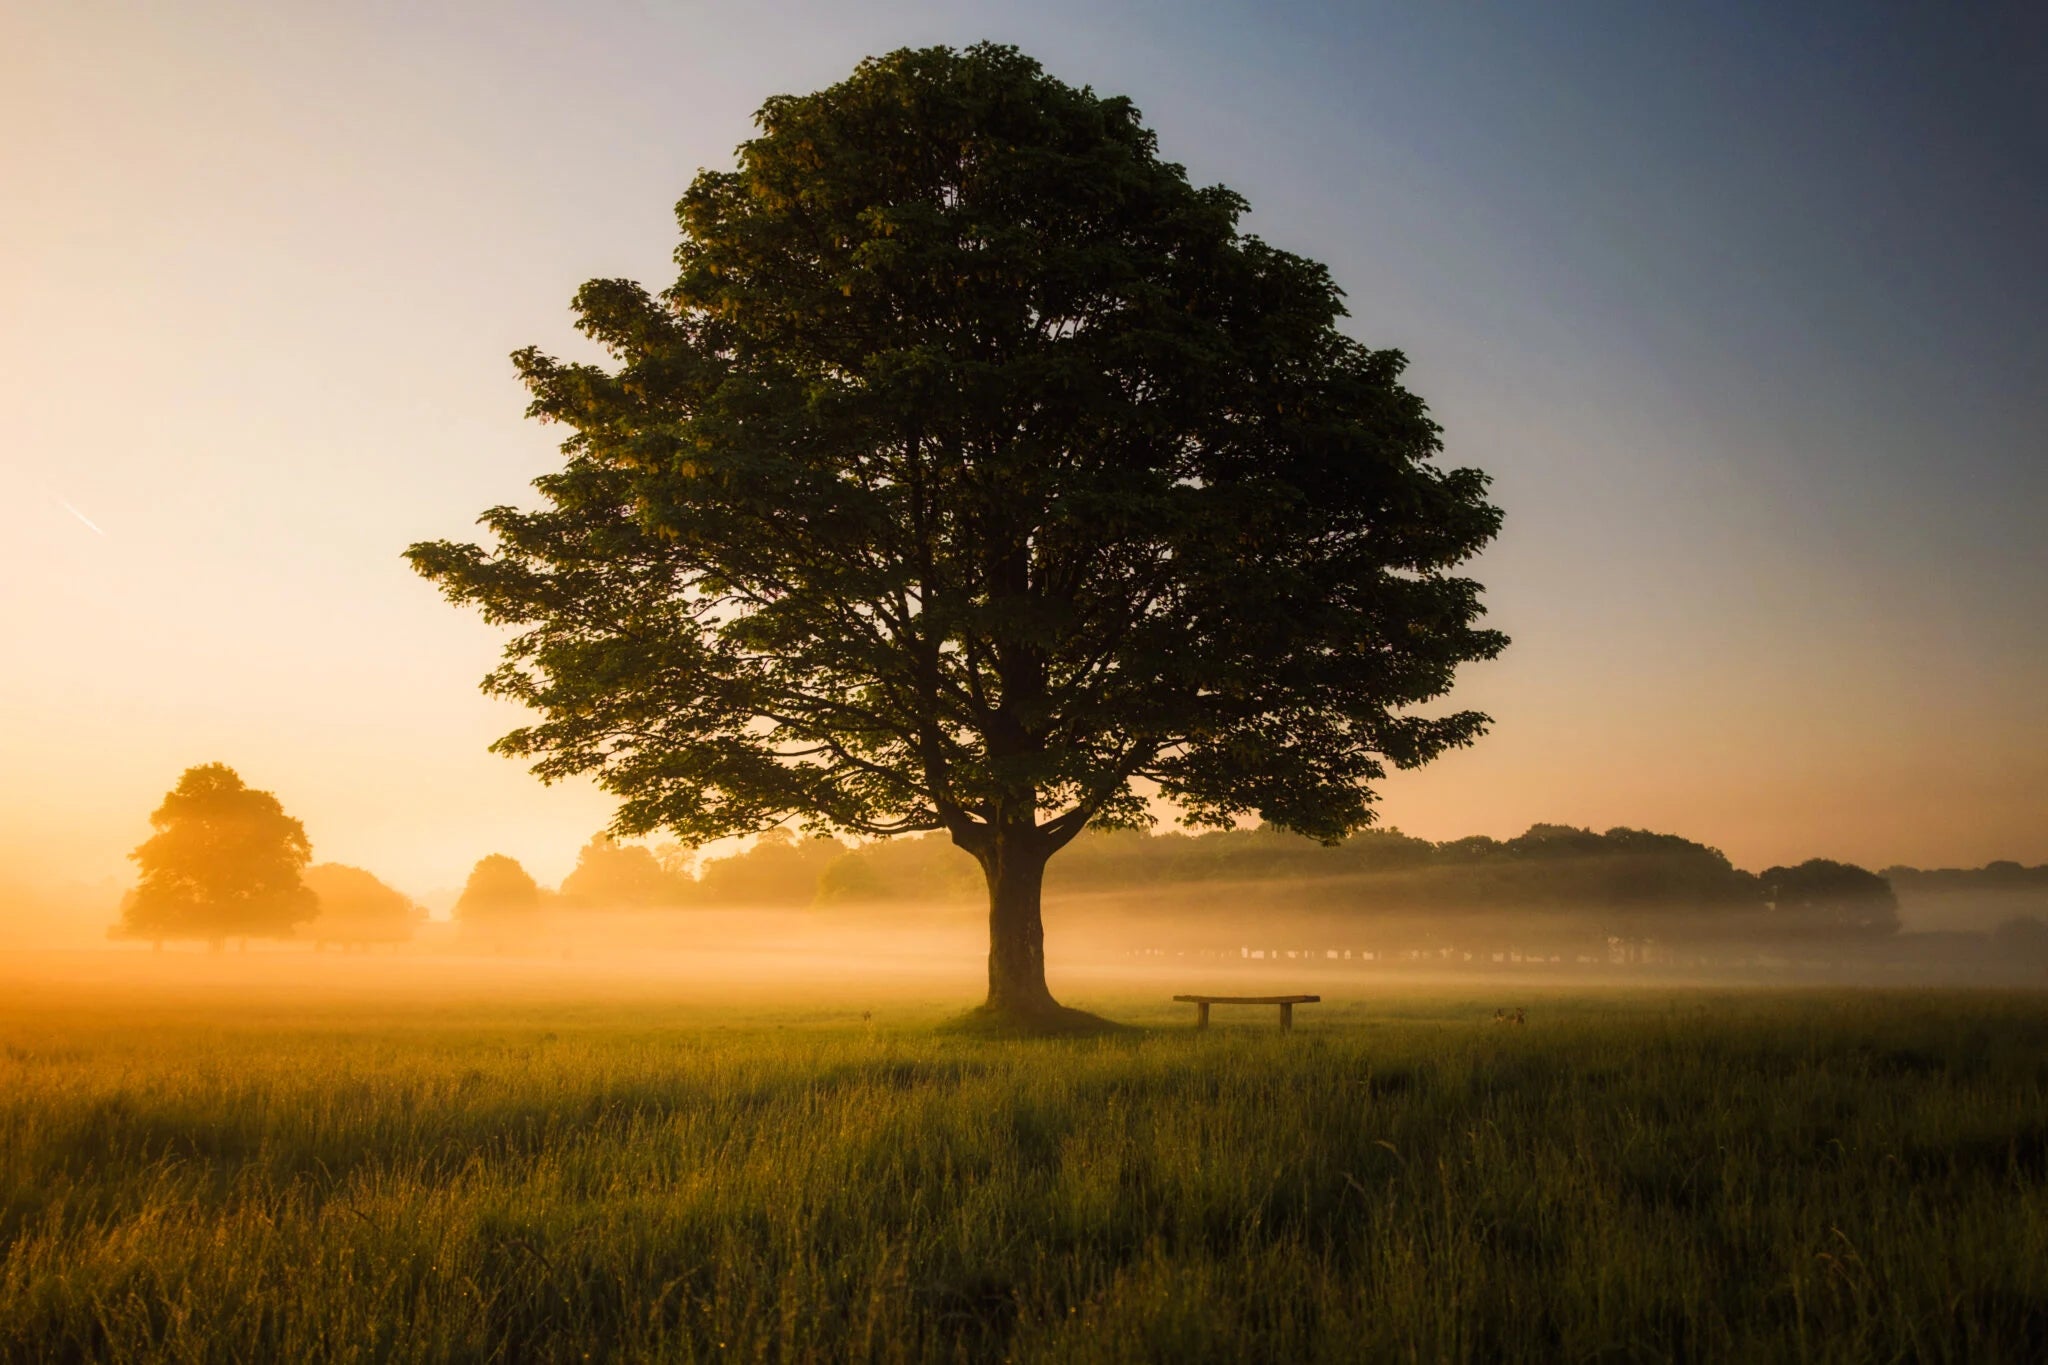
[1761,859,1901,938]
[674,821,1907,946]
[557,835,690,908]
[816,830,983,904]
[115,763,314,944]
[694,827,849,906]
[453,854,543,922]
[406,43,1504,1016]
[792,823,1771,919]
[1886,861,2048,891]
[614,822,1905,949]
[1048,824,1438,889]
[301,864,421,945]
[4,989,2046,1361]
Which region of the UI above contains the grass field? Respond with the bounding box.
[3,961,2045,1362]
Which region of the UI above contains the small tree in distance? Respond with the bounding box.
[408,45,1506,1030]
[454,854,544,927]
[303,863,423,948]
[117,763,315,948]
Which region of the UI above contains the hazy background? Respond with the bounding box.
[4,0,2042,904]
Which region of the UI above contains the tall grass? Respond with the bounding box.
[2,988,2044,1361]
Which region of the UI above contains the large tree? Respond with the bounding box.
[409,44,1505,1029]
[118,763,316,947]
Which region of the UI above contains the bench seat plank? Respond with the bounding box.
[1172,994,1320,1005]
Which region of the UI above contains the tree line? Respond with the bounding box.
[112,764,421,949]
[462,819,1929,943]
[114,762,2045,955]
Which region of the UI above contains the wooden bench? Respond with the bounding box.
[1173,994,1320,1031]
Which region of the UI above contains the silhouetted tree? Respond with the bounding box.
[408,45,1504,1029]
[303,863,422,947]
[454,854,543,924]
[1760,859,1900,938]
[1502,824,1614,861]
[1886,861,2048,893]
[117,763,315,947]
[559,834,689,907]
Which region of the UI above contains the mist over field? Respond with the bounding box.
[7,7,2044,1358]
[9,824,2046,995]
[6,777,2044,1365]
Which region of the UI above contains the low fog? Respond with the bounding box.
[6,824,2046,1000]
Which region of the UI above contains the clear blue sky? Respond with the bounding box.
[3,1,2041,895]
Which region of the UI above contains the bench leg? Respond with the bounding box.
[1197,1001,1210,1030]
[1279,1002,1293,1032]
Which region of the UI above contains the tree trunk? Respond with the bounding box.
[982,829,1058,1017]
[946,816,1116,1035]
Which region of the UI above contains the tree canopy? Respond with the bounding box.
[695,827,849,906]
[1760,859,1901,938]
[454,854,543,922]
[559,834,689,907]
[117,763,315,945]
[408,44,1505,1025]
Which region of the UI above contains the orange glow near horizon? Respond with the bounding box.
[3,6,2041,914]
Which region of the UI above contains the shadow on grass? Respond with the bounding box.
[937,1001,1141,1040]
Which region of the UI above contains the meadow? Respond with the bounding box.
[2,957,2045,1362]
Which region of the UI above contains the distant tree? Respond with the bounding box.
[1338,829,1441,874]
[559,834,690,907]
[695,828,849,906]
[407,45,1504,1029]
[1040,823,1439,891]
[652,841,700,880]
[1883,861,2048,893]
[1433,835,1506,863]
[1760,859,1900,938]
[454,854,544,923]
[303,863,422,947]
[1579,828,1760,913]
[117,763,315,947]
[816,831,982,904]
[1502,824,1614,861]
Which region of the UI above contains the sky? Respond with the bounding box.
[2,0,2042,900]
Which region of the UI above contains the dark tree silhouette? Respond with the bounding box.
[117,763,315,947]
[1760,859,1900,938]
[408,44,1504,1030]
